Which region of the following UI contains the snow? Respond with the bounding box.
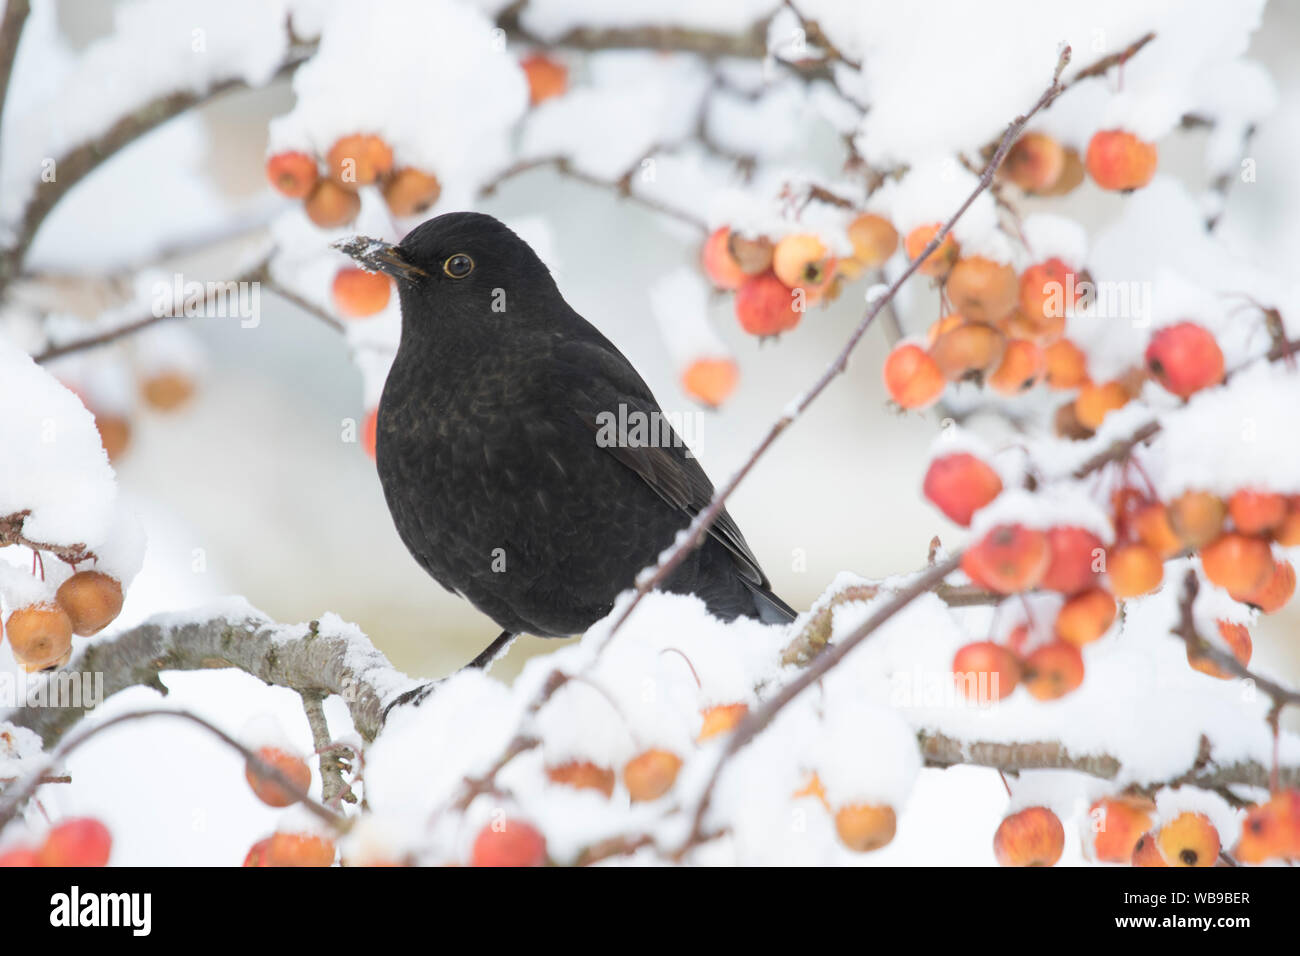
[649,267,731,368]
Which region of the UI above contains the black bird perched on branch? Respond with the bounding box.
[336,212,795,696]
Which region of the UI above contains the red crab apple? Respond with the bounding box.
[0,846,39,867]
[961,524,1050,593]
[361,407,378,460]
[1002,132,1066,193]
[922,452,1003,526]
[332,267,392,319]
[1019,257,1080,325]
[1040,527,1104,594]
[1187,620,1251,679]
[471,819,547,867]
[1145,322,1224,398]
[1085,129,1158,191]
[903,222,959,278]
[1043,339,1089,389]
[266,150,318,199]
[951,641,1020,702]
[994,806,1064,866]
[1200,533,1274,596]
[1238,558,1295,612]
[734,272,801,337]
[37,818,112,867]
[945,256,1019,323]
[1107,542,1163,598]
[701,227,747,290]
[245,746,313,808]
[1131,832,1167,866]
[1228,489,1287,535]
[1054,588,1116,647]
[1089,797,1153,863]
[1234,790,1300,863]
[988,338,1046,394]
[883,343,945,409]
[520,53,567,105]
[267,831,335,867]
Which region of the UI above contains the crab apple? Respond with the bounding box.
[6,603,74,673]
[701,227,747,290]
[994,807,1064,866]
[1019,258,1079,323]
[243,837,274,866]
[1041,527,1105,594]
[1276,501,1300,546]
[1074,380,1131,430]
[699,703,748,741]
[1022,641,1084,700]
[1156,812,1220,867]
[1001,132,1066,193]
[54,570,123,636]
[962,524,1050,593]
[1228,489,1287,535]
[267,831,335,867]
[772,234,836,300]
[1200,533,1273,596]
[1187,620,1251,679]
[1107,543,1163,598]
[623,749,682,802]
[141,370,195,410]
[265,150,318,199]
[382,167,442,217]
[922,452,1003,526]
[846,213,898,267]
[1053,400,1093,441]
[1131,832,1167,866]
[903,222,959,278]
[728,233,773,275]
[38,818,112,867]
[835,804,897,853]
[326,133,393,188]
[1167,491,1226,549]
[1085,129,1158,191]
[681,357,739,409]
[1239,558,1295,612]
[95,413,131,461]
[926,312,966,345]
[1089,798,1153,863]
[1001,307,1064,346]
[734,272,801,337]
[882,343,945,409]
[946,256,1019,323]
[304,178,361,228]
[929,322,1006,382]
[0,846,39,867]
[951,641,1020,702]
[520,53,567,104]
[1234,790,1300,863]
[1043,339,1089,389]
[1055,589,1116,647]
[1145,322,1224,398]
[470,819,547,867]
[1040,147,1085,196]
[988,339,1046,394]
[332,267,392,319]
[245,746,313,808]
[1132,502,1183,559]
[546,761,615,797]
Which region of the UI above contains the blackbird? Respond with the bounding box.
[336,212,795,685]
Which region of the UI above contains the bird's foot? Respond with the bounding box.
[383,680,439,721]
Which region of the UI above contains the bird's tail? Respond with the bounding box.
[746,581,797,625]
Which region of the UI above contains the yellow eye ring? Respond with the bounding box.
[443,254,474,278]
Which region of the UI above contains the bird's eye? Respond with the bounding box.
[443,254,474,278]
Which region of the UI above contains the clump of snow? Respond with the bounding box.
[1022,213,1088,268]
[649,267,731,369]
[968,485,1114,542]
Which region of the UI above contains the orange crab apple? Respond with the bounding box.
[903,222,959,278]
[701,227,748,290]
[1107,543,1163,598]
[1200,533,1274,596]
[922,452,1003,526]
[961,524,1050,593]
[1085,129,1158,191]
[681,357,739,408]
[245,746,313,808]
[326,133,393,188]
[926,312,965,345]
[1238,558,1295,612]
[793,772,829,807]
[946,256,1019,323]
[698,702,748,741]
[772,234,836,299]
[304,179,361,229]
[37,818,112,867]
[1022,641,1084,700]
[929,322,1006,382]
[1041,527,1105,595]
[835,804,897,852]
[55,570,123,636]
[1001,132,1066,193]
[265,150,318,199]
[1055,588,1116,646]
[952,641,1020,702]
[1145,322,1224,398]
[1228,489,1287,535]
[332,267,392,319]
[988,339,1046,394]
[1089,798,1153,863]
[1132,502,1183,559]
[1043,339,1089,390]
[0,846,39,867]
[734,272,801,337]
[520,53,567,105]
[1041,147,1085,196]
[382,168,442,218]
[623,749,682,802]
[1155,812,1220,867]
[1053,400,1093,440]
[1234,790,1300,863]
[1131,831,1167,866]
[994,806,1064,866]
[1074,380,1131,430]
[267,832,335,867]
[471,819,547,867]
[846,213,898,267]
[5,603,73,673]
[141,371,194,411]
[546,761,616,797]
[1019,258,1080,324]
[1167,491,1226,550]
[243,837,274,866]
[882,343,945,409]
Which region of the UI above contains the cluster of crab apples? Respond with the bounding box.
[1,570,124,673]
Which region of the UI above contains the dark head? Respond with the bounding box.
[333,212,566,348]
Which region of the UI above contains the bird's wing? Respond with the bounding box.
[555,337,769,588]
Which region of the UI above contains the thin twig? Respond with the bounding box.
[0,0,29,146]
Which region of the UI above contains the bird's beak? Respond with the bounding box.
[332,235,428,282]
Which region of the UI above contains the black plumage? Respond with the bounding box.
[338,212,794,668]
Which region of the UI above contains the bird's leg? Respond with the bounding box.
[381,631,519,723]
